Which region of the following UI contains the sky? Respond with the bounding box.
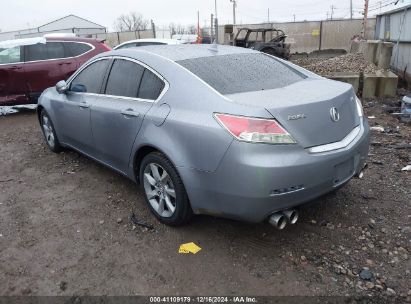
[1,0,410,32]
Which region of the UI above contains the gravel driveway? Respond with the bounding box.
[0,98,410,300]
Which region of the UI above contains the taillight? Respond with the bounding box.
[214,113,296,144]
[355,97,363,117]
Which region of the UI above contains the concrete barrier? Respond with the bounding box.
[376,71,398,97]
[328,72,360,93]
[365,40,379,64]
[363,74,379,98]
[377,42,394,70]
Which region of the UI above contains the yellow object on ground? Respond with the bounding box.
[178,242,202,254]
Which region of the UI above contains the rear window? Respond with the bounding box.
[177,53,305,95]
[65,42,92,57]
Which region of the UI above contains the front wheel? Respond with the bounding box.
[40,109,62,153]
[139,152,192,226]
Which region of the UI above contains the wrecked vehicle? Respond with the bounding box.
[37,45,369,228]
[233,28,291,59]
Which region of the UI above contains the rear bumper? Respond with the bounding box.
[180,119,370,223]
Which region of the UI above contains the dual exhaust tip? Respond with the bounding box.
[268,209,299,230]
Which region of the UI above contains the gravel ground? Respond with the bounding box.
[0,98,410,300]
[292,53,378,76]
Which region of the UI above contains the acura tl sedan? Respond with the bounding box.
[37,45,370,228]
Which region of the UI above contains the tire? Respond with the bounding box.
[40,109,62,153]
[139,152,192,226]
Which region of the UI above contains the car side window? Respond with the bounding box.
[25,43,48,61]
[25,42,65,61]
[104,59,145,98]
[46,42,65,59]
[138,69,165,100]
[0,46,22,64]
[64,42,92,57]
[70,59,109,94]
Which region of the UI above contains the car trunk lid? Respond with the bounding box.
[225,79,360,148]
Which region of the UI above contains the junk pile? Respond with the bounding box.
[293,40,399,98]
[302,53,377,75]
[400,95,411,123]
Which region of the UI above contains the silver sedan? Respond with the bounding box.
[37,45,370,228]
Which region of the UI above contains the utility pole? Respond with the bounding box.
[350,0,353,19]
[197,10,200,43]
[268,8,270,22]
[230,0,237,25]
[361,0,369,39]
[293,14,296,22]
[330,5,335,20]
[326,12,329,20]
[214,0,219,43]
[211,13,214,41]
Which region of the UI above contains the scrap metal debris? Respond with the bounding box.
[130,212,154,230]
[401,165,411,171]
[370,126,385,132]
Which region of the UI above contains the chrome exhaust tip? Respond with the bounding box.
[268,212,287,230]
[283,209,299,224]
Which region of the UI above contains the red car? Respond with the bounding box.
[0,36,111,106]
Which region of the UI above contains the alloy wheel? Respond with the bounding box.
[42,114,55,148]
[143,163,176,218]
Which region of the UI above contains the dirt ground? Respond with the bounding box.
[0,96,410,300]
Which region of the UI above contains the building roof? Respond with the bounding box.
[0,14,105,35]
[38,14,105,30]
[376,4,411,16]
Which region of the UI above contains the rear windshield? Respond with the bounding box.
[177,53,305,95]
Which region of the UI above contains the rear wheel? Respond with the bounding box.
[139,152,192,226]
[40,110,62,153]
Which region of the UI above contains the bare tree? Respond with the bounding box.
[186,25,197,35]
[169,23,187,36]
[114,12,149,32]
[169,23,177,36]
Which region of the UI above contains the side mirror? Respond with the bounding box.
[70,84,87,93]
[55,80,68,94]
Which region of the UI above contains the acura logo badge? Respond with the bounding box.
[330,107,340,122]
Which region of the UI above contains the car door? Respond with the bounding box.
[89,58,165,173]
[23,42,76,101]
[0,46,26,104]
[50,58,110,156]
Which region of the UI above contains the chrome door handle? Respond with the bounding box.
[121,109,140,117]
[78,103,90,109]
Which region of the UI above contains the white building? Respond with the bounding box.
[0,15,106,41]
[375,4,411,84]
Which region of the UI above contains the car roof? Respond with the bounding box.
[46,37,103,43]
[110,44,258,62]
[120,38,182,44]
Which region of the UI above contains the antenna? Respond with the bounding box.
[208,39,218,52]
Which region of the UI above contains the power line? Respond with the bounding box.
[368,0,397,12]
